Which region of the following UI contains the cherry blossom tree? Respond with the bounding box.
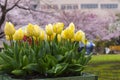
[55,10,117,40]
[0,0,119,41]
[0,0,22,38]
[0,0,55,38]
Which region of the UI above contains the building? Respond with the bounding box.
[30,0,120,13]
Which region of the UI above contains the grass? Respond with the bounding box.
[90,54,120,63]
[83,54,120,80]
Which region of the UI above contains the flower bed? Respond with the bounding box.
[0,22,96,79]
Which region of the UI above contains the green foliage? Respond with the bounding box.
[0,40,92,78]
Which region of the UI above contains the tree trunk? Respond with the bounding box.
[0,13,6,38]
[0,13,6,29]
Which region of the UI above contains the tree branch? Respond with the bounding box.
[16,4,55,16]
[16,4,30,10]
[4,0,8,8]
[0,2,4,9]
[6,0,21,12]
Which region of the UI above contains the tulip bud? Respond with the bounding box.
[39,29,46,41]
[4,22,15,36]
[53,22,64,34]
[33,25,40,37]
[69,22,75,32]
[45,24,54,36]
[63,27,74,39]
[5,35,11,40]
[74,30,85,42]
[61,31,67,39]
[13,28,24,40]
[26,23,34,37]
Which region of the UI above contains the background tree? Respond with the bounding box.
[0,0,119,41]
[0,0,21,38]
[55,10,117,40]
[0,0,55,38]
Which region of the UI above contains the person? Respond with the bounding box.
[78,41,85,52]
[86,41,95,55]
[105,47,110,54]
[78,40,95,55]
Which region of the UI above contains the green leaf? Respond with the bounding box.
[22,55,29,66]
[22,63,38,71]
[55,55,64,61]
[0,64,11,71]
[69,64,83,67]
[0,53,13,64]
[68,64,84,72]
[84,53,92,65]
[3,42,9,49]
[11,69,25,76]
[69,67,84,72]
[48,63,68,76]
[44,41,50,54]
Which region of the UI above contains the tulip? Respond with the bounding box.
[45,24,54,36]
[53,22,64,34]
[68,22,75,32]
[4,22,15,36]
[33,25,40,37]
[26,23,34,37]
[61,31,67,39]
[57,34,61,42]
[74,30,85,42]
[24,29,28,36]
[5,35,10,40]
[63,27,74,39]
[23,35,28,42]
[82,36,86,44]
[23,35,32,44]
[32,36,37,41]
[13,28,24,40]
[39,29,46,41]
[21,26,28,36]
[62,23,75,39]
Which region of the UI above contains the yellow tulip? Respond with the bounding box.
[13,28,24,40]
[57,34,61,42]
[53,22,64,34]
[63,27,74,39]
[26,23,34,37]
[45,24,53,36]
[74,30,85,41]
[69,22,75,31]
[5,35,10,40]
[33,25,40,37]
[4,22,15,36]
[24,28,28,36]
[61,31,67,39]
[39,29,46,41]
[62,23,75,39]
[21,26,28,36]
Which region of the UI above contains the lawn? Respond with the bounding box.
[84,54,120,80]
